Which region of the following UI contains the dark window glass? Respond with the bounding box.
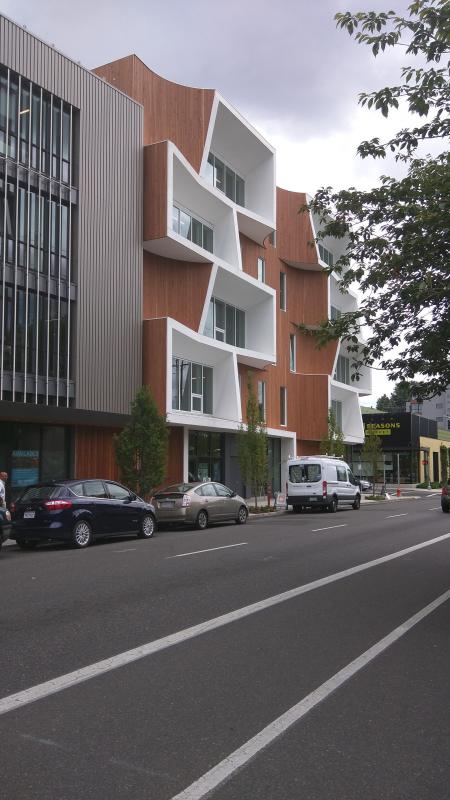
[192,217,203,247]
[200,483,216,497]
[15,288,26,372]
[27,291,37,375]
[0,68,7,156]
[236,175,245,207]
[213,483,232,497]
[203,367,213,414]
[59,299,68,378]
[105,482,130,500]
[236,309,245,348]
[180,360,191,411]
[289,464,321,483]
[31,88,41,169]
[48,296,58,377]
[52,101,61,179]
[203,225,213,253]
[225,166,235,201]
[83,480,107,499]
[225,303,235,345]
[8,74,18,159]
[214,158,224,192]
[206,152,214,184]
[19,81,30,165]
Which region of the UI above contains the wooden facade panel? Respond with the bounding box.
[276,188,319,267]
[94,56,215,172]
[75,427,121,481]
[143,142,168,241]
[143,251,212,332]
[166,427,184,486]
[143,318,167,415]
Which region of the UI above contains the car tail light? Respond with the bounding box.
[44,500,73,511]
[442,485,449,497]
[10,502,16,513]
[181,494,191,508]
[322,480,327,497]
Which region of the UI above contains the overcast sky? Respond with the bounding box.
[3,0,417,403]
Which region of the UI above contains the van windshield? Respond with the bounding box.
[289,464,321,483]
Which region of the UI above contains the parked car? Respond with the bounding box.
[442,479,450,513]
[287,455,361,512]
[0,507,11,552]
[357,478,373,492]
[153,482,248,529]
[10,479,157,549]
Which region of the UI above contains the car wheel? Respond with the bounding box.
[328,497,338,513]
[138,513,156,538]
[16,538,38,550]
[352,495,361,510]
[195,510,208,530]
[72,520,93,549]
[235,506,248,525]
[442,504,449,513]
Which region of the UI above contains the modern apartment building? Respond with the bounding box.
[0,14,369,497]
[93,56,370,494]
[0,15,142,495]
[407,389,450,431]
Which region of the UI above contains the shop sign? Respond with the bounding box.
[11,450,39,487]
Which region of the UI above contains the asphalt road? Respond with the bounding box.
[1,494,449,800]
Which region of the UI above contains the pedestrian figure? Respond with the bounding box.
[0,471,8,508]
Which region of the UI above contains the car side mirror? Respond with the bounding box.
[230,491,236,498]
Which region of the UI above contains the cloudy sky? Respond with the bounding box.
[3,0,417,403]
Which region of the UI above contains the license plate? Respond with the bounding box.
[309,497,317,502]
[23,510,35,519]
[159,500,175,507]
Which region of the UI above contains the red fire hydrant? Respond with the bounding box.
[396,487,401,498]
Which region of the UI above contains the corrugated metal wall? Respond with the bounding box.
[0,14,143,415]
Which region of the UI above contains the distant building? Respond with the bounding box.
[349,412,449,484]
[407,388,450,431]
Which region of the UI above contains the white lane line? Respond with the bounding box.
[385,514,408,519]
[167,543,247,559]
[426,493,437,497]
[1,533,449,718]
[113,548,137,553]
[311,524,347,533]
[428,507,441,511]
[168,589,450,800]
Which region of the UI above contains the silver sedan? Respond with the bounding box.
[153,482,248,529]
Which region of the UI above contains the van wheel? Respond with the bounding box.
[328,497,338,513]
[352,495,361,510]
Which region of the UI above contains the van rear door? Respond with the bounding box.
[288,463,322,503]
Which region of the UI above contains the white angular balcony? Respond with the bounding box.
[200,263,276,368]
[330,381,365,444]
[200,95,276,245]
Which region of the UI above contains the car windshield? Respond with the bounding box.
[18,485,62,502]
[159,483,199,494]
[289,464,321,483]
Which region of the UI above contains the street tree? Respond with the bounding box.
[302,0,450,398]
[361,430,384,495]
[115,385,168,498]
[320,409,346,458]
[376,381,412,411]
[237,377,268,509]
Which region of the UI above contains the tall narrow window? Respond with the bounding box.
[289,334,296,372]
[258,380,266,421]
[257,257,265,283]
[280,386,287,426]
[280,272,286,311]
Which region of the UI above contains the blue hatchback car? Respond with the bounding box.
[11,479,157,549]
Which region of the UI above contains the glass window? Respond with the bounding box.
[334,355,350,385]
[179,209,191,240]
[225,166,235,201]
[289,464,321,483]
[180,360,191,411]
[106,482,130,500]
[70,483,85,496]
[214,158,224,193]
[258,380,266,421]
[172,205,180,234]
[204,299,214,339]
[236,309,245,348]
[215,300,225,341]
[332,399,343,429]
[336,466,347,482]
[290,334,296,372]
[236,175,245,207]
[41,426,69,482]
[280,386,287,426]
[192,217,203,247]
[330,306,341,321]
[200,483,216,497]
[226,304,236,345]
[203,225,213,253]
[213,483,232,497]
[280,272,286,311]
[83,480,107,498]
[203,366,213,414]
[205,152,214,184]
[19,81,31,165]
[257,257,265,283]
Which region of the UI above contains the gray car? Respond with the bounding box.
[153,482,248,529]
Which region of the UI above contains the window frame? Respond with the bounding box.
[280,272,286,311]
[289,334,296,372]
[280,386,287,426]
[257,256,265,283]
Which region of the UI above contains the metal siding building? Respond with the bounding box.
[0,14,143,415]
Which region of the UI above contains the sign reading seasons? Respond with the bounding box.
[362,413,413,448]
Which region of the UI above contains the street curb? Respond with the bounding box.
[249,509,286,518]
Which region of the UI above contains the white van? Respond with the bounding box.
[286,455,361,513]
